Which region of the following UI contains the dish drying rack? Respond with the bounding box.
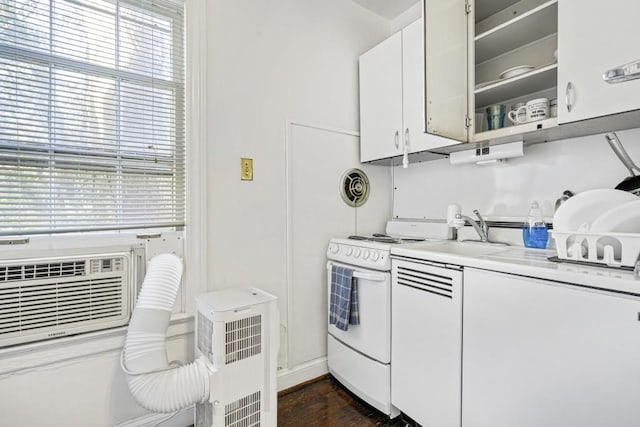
[552,230,640,269]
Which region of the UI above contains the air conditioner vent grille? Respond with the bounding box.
[225,314,261,365]
[0,261,85,283]
[197,311,214,361]
[0,276,124,336]
[225,391,261,427]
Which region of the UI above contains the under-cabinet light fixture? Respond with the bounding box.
[449,140,523,165]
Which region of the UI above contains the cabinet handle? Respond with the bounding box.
[565,81,574,113]
[603,59,640,84]
[394,130,400,149]
[402,128,410,169]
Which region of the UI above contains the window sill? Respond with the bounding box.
[0,313,194,377]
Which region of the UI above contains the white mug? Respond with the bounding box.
[508,98,548,124]
[507,103,525,125]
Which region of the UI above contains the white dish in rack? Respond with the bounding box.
[499,65,534,79]
[590,199,640,233]
[552,189,637,232]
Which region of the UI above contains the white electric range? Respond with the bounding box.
[325,220,451,417]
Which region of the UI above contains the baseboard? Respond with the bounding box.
[277,356,328,392]
[114,406,193,427]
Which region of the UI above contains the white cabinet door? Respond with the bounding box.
[558,0,640,123]
[359,32,403,162]
[391,260,462,427]
[402,19,459,153]
[463,268,640,427]
[424,0,469,142]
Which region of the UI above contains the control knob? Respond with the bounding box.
[354,248,361,258]
[329,244,339,254]
[371,251,380,261]
[362,249,370,259]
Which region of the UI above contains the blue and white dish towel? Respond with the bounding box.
[329,265,360,331]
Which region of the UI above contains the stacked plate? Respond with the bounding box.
[499,65,534,80]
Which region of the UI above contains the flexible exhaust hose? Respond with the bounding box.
[123,254,210,413]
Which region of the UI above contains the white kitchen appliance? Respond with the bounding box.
[0,250,141,348]
[195,287,279,427]
[391,251,463,427]
[122,253,278,427]
[462,267,640,427]
[326,220,450,417]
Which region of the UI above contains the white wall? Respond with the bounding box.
[390,2,422,33]
[287,123,391,372]
[204,0,391,380]
[0,324,194,427]
[392,128,640,222]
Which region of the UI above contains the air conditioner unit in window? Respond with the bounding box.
[195,287,278,427]
[0,252,133,347]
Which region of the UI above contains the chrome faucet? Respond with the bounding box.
[473,209,489,241]
[456,210,489,242]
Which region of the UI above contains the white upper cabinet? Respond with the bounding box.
[404,19,460,154]
[557,0,640,123]
[424,0,640,146]
[472,0,559,142]
[360,19,458,163]
[359,32,403,162]
[426,0,560,143]
[424,0,470,142]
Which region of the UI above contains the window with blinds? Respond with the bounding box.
[0,0,185,235]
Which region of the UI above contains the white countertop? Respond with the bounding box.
[391,241,640,295]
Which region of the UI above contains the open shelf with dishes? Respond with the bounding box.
[472,0,558,141]
[475,63,557,107]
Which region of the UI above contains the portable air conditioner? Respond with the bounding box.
[0,251,133,347]
[194,287,278,427]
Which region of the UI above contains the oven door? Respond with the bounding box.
[326,261,391,364]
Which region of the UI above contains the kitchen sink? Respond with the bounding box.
[406,240,510,258]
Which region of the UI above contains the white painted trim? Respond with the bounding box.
[0,315,193,377]
[184,0,209,312]
[284,119,293,372]
[277,357,329,392]
[287,119,361,137]
[114,406,193,427]
[284,120,359,371]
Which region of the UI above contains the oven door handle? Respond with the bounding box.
[352,271,387,282]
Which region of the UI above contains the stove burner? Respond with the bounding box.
[347,235,425,244]
[347,235,369,241]
[348,235,398,243]
[372,236,399,243]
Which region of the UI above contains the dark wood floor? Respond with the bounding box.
[278,375,410,427]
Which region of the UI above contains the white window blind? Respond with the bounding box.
[0,0,185,235]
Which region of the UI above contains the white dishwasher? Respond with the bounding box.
[391,256,463,427]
